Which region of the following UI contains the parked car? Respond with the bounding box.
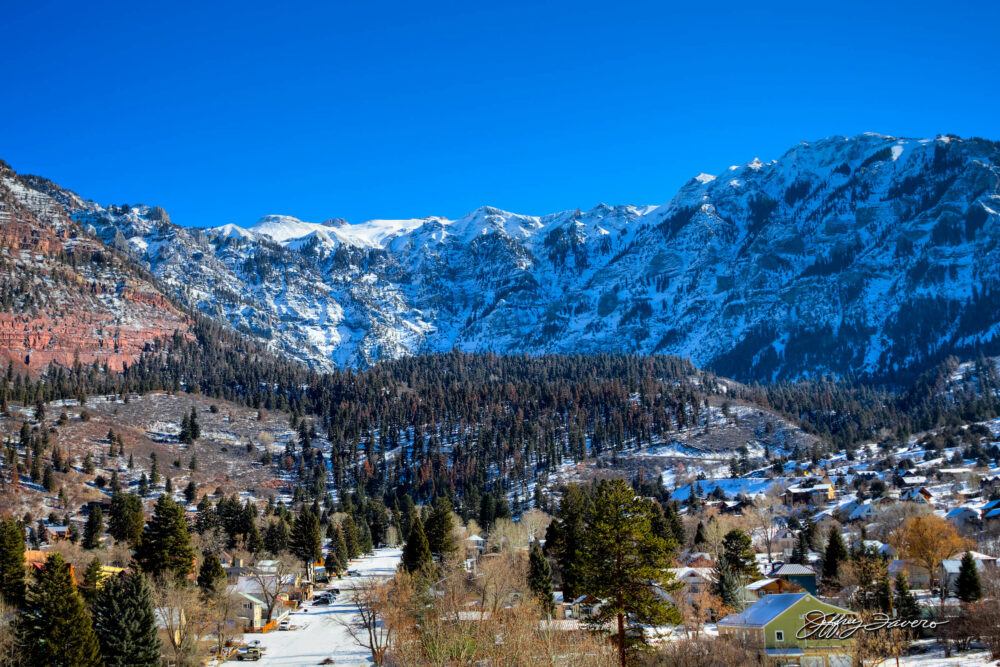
[237,648,262,661]
[313,598,331,606]
[278,620,291,631]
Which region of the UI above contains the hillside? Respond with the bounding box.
[0,161,191,374]
[20,133,1000,382]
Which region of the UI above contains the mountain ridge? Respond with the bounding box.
[8,132,1000,382]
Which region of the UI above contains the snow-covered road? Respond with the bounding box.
[227,548,401,667]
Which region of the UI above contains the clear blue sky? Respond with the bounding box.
[2,1,997,228]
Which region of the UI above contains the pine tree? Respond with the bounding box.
[528,541,554,615]
[198,552,226,598]
[0,517,26,606]
[583,480,680,667]
[263,519,289,555]
[189,407,201,440]
[82,556,104,604]
[184,481,197,504]
[955,551,982,603]
[424,496,456,559]
[194,494,217,534]
[14,552,102,666]
[342,515,360,559]
[548,484,591,600]
[693,520,707,547]
[134,494,195,580]
[290,508,321,573]
[822,526,848,590]
[82,505,103,549]
[791,529,809,564]
[92,570,161,667]
[108,492,144,545]
[324,549,342,576]
[720,530,756,576]
[894,572,919,620]
[335,522,350,567]
[875,569,892,613]
[357,517,373,554]
[400,515,432,573]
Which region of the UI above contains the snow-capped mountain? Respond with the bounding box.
[21,133,1000,381]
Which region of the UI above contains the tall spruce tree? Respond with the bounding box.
[400,515,432,573]
[0,517,26,606]
[424,496,456,559]
[894,572,919,620]
[15,553,102,666]
[82,506,103,549]
[134,494,195,580]
[324,549,343,576]
[693,520,708,547]
[955,551,982,603]
[290,508,322,574]
[342,515,360,559]
[263,519,290,555]
[109,492,145,545]
[82,556,103,604]
[335,523,350,567]
[822,526,848,590]
[582,479,680,667]
[549,484,591,600]
[92,570,161,667]
[198,552,226,598]
[528,541,554,615]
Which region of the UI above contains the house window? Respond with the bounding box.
[775,631,784,642]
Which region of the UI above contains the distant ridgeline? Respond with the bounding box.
[8,133,1000,385]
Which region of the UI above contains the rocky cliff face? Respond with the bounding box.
[0,162,191,373]
[16,133,1000,382]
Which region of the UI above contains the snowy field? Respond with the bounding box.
[225,548,401,667]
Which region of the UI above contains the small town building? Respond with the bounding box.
[771,563,818,595]
[718,593,856,666]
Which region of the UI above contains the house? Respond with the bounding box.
[669,567,716,596]
[568,594,603,620]
[888,560,931,589]
[771,563,818,595]
[847,502,876,522]
[984,501,1000,528]
[782,481,835,505]
[900,475,928,488]
[900,487,932,504]
[945,506,980,530]
[718,593,857,666]
[232,590,267,630]
[744,578,805,600]
[981,474,1000,495]
[465,534,486,559]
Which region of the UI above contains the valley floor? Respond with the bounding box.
[223,548,402,667]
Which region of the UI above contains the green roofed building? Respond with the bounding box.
[718,592,856,667]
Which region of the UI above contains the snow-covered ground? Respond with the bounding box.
[226,548,401,667]
[898,647,994,666]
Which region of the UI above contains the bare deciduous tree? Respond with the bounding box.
[339,576,400,666]
[246,554,297,622]
[153,579,206,667]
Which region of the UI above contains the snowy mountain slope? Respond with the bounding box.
[18,133,1000,381]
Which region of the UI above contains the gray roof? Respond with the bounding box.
[773,563,816,576]
[718,593,808,628]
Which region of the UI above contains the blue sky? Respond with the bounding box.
[2,1,997,227]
